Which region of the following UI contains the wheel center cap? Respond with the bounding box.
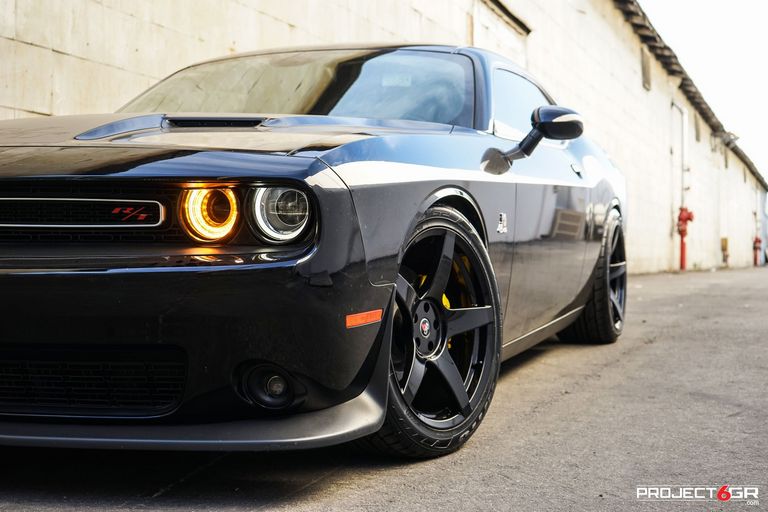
[419,318,431,338]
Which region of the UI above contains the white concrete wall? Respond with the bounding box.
[501,0,765,271]
[0,0,764,272]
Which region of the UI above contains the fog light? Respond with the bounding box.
[265,375,288,397]
[181,188,238,242]
[243,365,294,409]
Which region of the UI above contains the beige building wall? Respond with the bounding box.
[0,0,764,272]
[0,0,515,117]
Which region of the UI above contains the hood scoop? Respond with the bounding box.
[75,115,266,141]
[165,117,265,128]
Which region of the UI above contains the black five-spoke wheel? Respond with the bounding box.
[607,219,627,331]
[363,206,501,457]
[393,228,495,428]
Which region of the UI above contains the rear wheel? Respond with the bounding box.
[559,209,627,344]
[362,207,501,458]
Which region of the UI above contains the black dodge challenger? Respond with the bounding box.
[0,45,627,458]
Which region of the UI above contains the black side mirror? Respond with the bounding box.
[533,106,584,140]
[502,105,584,162]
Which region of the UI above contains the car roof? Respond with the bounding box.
[176,43,542,106]
[199,43,461,63]
[193,43,520,71]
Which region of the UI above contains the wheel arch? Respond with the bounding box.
[422,187,488,247]
[608,198,622,217]
[607,198,625,232]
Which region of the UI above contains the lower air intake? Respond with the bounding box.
[0,345,186,418]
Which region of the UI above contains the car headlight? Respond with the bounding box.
[181,188,239,242]
[252,187,310,243]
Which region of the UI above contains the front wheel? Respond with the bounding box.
[361,206,502,458]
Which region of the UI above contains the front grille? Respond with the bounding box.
[0,182,187,244]
[0,198,164,227]
[0,345,187,417]
[0,226,187,244]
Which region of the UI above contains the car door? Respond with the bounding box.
[492,70,589,342]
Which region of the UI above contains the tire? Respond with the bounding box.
[559,208,627,344]
[360,206,502,458]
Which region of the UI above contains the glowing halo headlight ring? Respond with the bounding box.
[181,188,239,242]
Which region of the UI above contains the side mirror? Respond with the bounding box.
[503,105,584,162]
[533,105,584,140]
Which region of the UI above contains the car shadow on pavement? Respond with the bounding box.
[0,338,573,510]
[498,336,591,376]
[0,442,408,509]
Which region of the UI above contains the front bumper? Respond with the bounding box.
[0,167,394,450]
[0,308,391,451]
[0,374,386,452]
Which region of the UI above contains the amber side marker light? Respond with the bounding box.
[181,188,238,242]
[345,309,384,329]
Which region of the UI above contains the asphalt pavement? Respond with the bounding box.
[0,267,765,511]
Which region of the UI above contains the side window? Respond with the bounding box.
[493,69,550,140]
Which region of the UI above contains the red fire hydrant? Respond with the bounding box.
[677,207,694,271]
[755,236,763,267]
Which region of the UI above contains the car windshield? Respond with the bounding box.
[120,49,475,127]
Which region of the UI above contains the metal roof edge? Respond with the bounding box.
[613,0,767,190]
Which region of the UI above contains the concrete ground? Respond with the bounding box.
[0,268,765,511]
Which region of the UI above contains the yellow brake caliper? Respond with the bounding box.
[443,293,452,349]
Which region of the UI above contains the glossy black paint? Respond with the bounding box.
[0,44,625,450]
[532,106,584,140]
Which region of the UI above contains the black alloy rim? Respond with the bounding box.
[392,227,496,429]
[608,224,627,330]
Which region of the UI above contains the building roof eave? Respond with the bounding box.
[613,0,767,190]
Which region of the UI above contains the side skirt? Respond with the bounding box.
[500,306,585,361]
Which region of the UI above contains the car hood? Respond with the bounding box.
[0,113,453,156]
